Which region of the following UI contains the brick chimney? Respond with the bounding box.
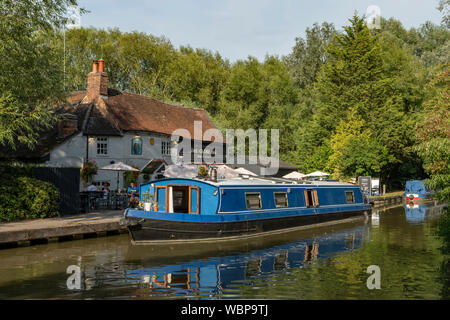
[87,59,108,102]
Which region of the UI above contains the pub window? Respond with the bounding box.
[246,192,262,209]
[274,192,288,208]
[161,141,171,155]
[96,137,108,155]
[131,137,142,155]
[345,191,355,203]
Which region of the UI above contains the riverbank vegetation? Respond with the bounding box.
[0,165,59,222]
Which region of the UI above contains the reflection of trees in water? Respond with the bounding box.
[439,258,450,299]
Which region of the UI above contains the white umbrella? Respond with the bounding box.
[100,162,139,190]
[283,171,306,179]
[216,165,239,179]
[234,167,257,176]
[306,171,330,177]
[163,164,199,179]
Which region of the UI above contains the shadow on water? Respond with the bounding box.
[0,201,448,299]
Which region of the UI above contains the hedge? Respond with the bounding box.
[0,168,59,222]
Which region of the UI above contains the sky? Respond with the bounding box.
[75,0,444,62]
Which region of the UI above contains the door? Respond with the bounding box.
[313,189,319,214]
[304,189,319,213]
[155,186,167,212]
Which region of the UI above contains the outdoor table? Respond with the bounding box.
[110,193,129,210]
[79,191,104,212]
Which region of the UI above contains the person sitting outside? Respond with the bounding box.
[102,182,110,200]
[83,183,98,192]
[127,181,139,208]
[95,182,111,209]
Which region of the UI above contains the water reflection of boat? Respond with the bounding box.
[404,201,446,223]
[123,220,368,297]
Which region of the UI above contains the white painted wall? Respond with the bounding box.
[45,132,173,190]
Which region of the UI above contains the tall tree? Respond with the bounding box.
[0,0,81,149]
[284,22,336,89]
[415,65,450,201]
[415,64,450,252]
[327,109,393,179]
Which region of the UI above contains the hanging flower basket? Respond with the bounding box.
[81,159,98,182]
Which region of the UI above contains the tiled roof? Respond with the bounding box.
[104,91,219,140]
[67,89,220,141]
[82,103,122,136]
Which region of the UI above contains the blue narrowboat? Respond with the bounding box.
[122,176,371,243]
[404,180,434,201]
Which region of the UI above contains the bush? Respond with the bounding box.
[0,174,59,222]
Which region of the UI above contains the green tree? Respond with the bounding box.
[293,14,426,187]
[415,66,450,201]
[415,65,450,253]
[284,22,336,89]
[327,109,394,180]
[0,0,82,149]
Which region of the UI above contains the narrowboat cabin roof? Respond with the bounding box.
[141,177,357,187]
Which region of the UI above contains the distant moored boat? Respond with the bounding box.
[404,180,434,201]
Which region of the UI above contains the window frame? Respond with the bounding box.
[161,141,171,156]
[345,191,355,204]
[245,192,262,210]
[273,192,288,208]
[96,137,108,155]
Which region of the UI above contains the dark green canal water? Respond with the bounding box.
[0,201,448,299]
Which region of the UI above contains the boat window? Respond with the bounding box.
[246,193,262,209]
[274,192,288,208]
[345,191,355,203]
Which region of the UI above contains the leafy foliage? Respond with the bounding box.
[0,0,82,149]
[0,171,59,222]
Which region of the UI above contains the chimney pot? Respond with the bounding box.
[98,59,104,73]
[92,60,99,73]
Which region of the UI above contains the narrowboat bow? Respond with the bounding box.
[122,177,371,244]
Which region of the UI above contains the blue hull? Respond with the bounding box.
[124,205,371,243]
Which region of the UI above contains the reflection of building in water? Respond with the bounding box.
[345,234,355,249]
[125,225,367,297]
[81,256,128,291]
[245,258,262,278]
[274,250,288,271]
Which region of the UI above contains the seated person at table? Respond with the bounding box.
[102,182,110,200]
[127,181,139,207]
[83,183,98,192]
